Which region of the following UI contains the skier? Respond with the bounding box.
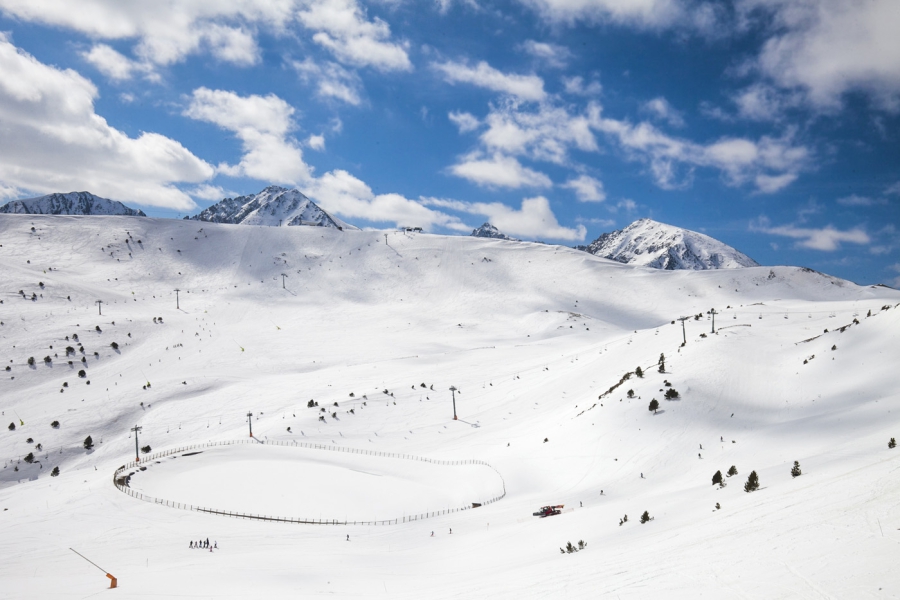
[700,444,703,450]
[640,473,644,479]
[206,537,210,548]
[449,528,452,534]
[346,535,350,541]
[189,541,193,549]
[720,436,723,442]
[430,531,434,537]
[698,453,701,459]
[214,542,218,549]
[580,501,583,507]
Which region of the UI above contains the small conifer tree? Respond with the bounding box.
[627,389,634,398]
[727,465,738,477]
[890,438,896,449]
[649,399,659,413]
[141,445,151,454]
[658,353,665,373]
[83,435,93,449]
[744,470,759,492]
[640,510,651,523]
[791,461,801,478]
[665,388,679,400]
[51,421,60,428]
[635,366,643,378]
[24,452,34,463]
[712,470,723,486]
[8,422,14,431]
[51,466,59,477]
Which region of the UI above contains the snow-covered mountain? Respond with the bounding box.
[580,218,758,270]
[0,192,146,216]
[186,185,355,230]
[470,222,517,241]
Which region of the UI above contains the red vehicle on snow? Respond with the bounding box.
[533,505,564,518]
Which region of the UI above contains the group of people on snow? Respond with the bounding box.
[189,538,217,550]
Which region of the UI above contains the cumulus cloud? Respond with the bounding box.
[520,40,572,68]
[741,0,900,111]
[183,87,312,185]
[306,134,326,151]
[562,76,602,96]
[448,111,481,133]
[0,36,212,210]
[297,0,412,71]
[0,1,279,74]
[563,174,606,202]
[189,184,231,201]
[82,44,155,81]
[516,0,720,31]
[750,216,870,251]
[292,58,363,105]
[642,97,684,127]
[434,60,546,101]
[449,152,552,189]
[305,169,465,230]
[425,195,586,240]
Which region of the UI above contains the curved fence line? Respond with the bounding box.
[112,438,506,526]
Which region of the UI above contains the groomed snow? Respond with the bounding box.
[0,214,898,599]
[128,444,503,522]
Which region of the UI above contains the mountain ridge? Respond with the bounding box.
[186,186,355,230]
[0,192,146,216]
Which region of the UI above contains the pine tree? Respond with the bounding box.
[649,399,659,413]
[665,388,679,400]
[658,353,665,373]
[7,422,14,431]
[727,465,738,477]
[890,438,897,449]
[635,366,643,378]
[712,470,723,486]
[791,461,801,478]
[24,452,34,463]
[640,510,651,523]
[83,435,93,449]
[50,466,59,477]
[744,470,759,492]
[627,389,634,398]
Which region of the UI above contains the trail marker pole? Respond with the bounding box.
[95,300,103,315]
[174,288,180,309]
[69,548,117,588]
[677,316,689,345]
[710,308,717,333]
[131,424,142,462]
[449,386,458,420]
[247,412,253,437]
[281,273,287,289]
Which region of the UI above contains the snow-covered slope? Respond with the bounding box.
[471,222,517,241]
[582,218,758,270]
[0,213,898,599]
[186,185,356,230]
[0,192,146,216]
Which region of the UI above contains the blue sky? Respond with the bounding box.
[0,0,897,285]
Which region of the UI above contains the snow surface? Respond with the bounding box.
[186,185,356,230]
[1,214,899,599]
[582,218,759,270]
[0,192,146,216]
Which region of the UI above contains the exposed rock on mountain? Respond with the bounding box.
[0,192,146,216]
[186,186,355,230]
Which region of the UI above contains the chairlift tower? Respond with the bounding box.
[677,316,690,345]
[449,386,458,420]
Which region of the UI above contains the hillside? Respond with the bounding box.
[0,213,898,599]
[582,218,759,270]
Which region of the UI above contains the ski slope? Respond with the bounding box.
[0,214,898,599]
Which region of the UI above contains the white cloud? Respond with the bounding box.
[562,76,602,96]
[516,0,720,31]
[741,0,900,111]
[183,87,312,185]
[82,44,153,81]
[884,182,900,196]
[449,152,552,189]
[434,60,546,101]
[448,111,481,133]
[292,58,362,105]
[426,195,586,241]
[750,216,870,251]
[642,97,684,127]
[305,169,465,230]
[306,134,326,151]
[0,1,281,72]
[520,40,572,68]
[478,101,600,164]
[0,36,212,210]
[836,194,887,207]
[730,83,801,121]
[297,0,412,72]
[563,174,606,202]
[189,184,231,201]
[594,109,810,192]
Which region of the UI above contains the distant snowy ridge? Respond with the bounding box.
[579,218,759,270]
[0,192,146,216]
[471,222,517,241]
[186,186,356,230]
